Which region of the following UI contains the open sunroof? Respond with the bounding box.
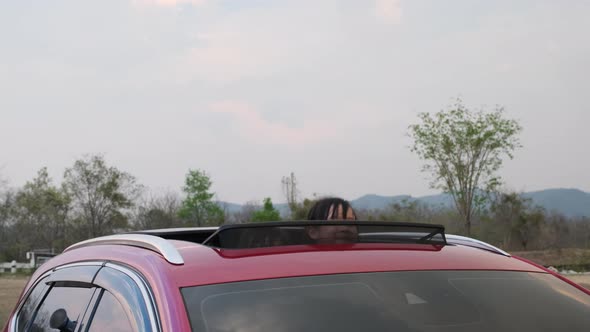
[202,221,446,249]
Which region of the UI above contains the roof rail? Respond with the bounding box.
[64,234,185,265]
[446,234,511,257]
[132,227,218,244]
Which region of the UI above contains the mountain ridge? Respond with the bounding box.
[219,188,590,218]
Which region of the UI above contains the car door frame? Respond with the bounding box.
[8,261,161,332]
[85,263,161,332]
[9,262,103,332]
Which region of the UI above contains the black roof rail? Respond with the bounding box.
[202,221,447,249]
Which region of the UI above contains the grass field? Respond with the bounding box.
[513,248,590,270]
[0,275,28,329]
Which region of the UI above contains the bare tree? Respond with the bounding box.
[229,201,260,224]
[490,191,526,248]
[64,155,143,238]
[134,191,183,229]
[281,172,299,214]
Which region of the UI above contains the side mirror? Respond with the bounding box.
[49,308,77,332]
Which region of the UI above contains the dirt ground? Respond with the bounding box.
[0,276,28,329]
[567,275,590,289]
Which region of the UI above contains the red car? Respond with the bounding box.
[4,221,590,332]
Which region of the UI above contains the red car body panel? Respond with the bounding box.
[4,240,582,332]
[171,242,546,287]
[512,255,590,296]
[27,241,549,288]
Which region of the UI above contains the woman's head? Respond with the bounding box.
[306,197,358,244]
[307,197,357,221]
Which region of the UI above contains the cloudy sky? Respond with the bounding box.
[1,0,588,204]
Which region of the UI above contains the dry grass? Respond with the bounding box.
[512,248,590,268]
[566,275,590,290]
[0,275,28,330]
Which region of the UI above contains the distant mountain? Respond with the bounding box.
[217,200,291,216]
[218,188,590,219]
[522,189,590,218]
[350,194,452,211]
[274,203,291,217]
[216,201,243,214]
[351,194,412,210]
[351,189,590,218]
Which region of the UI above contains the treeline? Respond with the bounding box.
[0,155,589,261]
[355,194,590,252]
[0,155,293,261]
[0,156,210,261]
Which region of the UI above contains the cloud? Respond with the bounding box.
[181,41,270,83]
[374,0,402,24]
[209,101,337,146]
[134,0,208,7]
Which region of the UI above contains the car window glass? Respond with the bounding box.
[183,271,590,332]
[16,279,48,332]
[87,290,136,332]
[92,266,153,332]
[28,285,95,332]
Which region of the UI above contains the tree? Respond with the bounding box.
[179,169,224,226]
[289,198,316,220]
[63,155,142,238]
[516,207,544,250]
[408,99,522,235]
[12,168,71,254]
[134,191,183,230]
[281,172,299,216]
[0,171,7,192]
[489,191,547,249]
[0,186,15,261]
[387,199,434,223]
[251,198,281,222]
[230,201,260,224]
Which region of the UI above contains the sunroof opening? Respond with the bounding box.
[202,221,446,249]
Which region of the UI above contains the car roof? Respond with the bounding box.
[42,237,546,289]
[171,241,545,287]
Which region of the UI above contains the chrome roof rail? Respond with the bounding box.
[64,234,185,265]
[446,234,511,257]
[136,226,219,234]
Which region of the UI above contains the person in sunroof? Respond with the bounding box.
[305,197,359,244]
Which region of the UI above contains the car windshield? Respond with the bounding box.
[182,270,590,332]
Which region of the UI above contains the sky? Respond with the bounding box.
[1,0,589,204]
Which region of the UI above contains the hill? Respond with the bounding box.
[219,188,590,219]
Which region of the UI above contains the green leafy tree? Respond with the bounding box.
[289,198,316,220]
[408,99,522,235]
[12,168,71,254]
[64,155,142,238]
[179,169,224,226]
[251,198,281,222]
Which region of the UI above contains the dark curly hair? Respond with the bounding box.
[306,197,357,220]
